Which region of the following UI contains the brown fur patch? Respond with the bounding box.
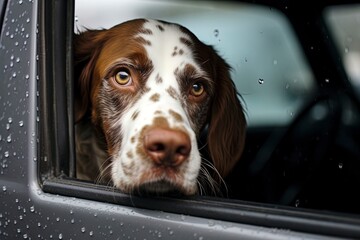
[169,109,183,123]
[150,93,160,102]
[157,25,164,31]
[180,37,192,47]
[131,111,139,121]
[166,86,178,100]
[155,73,163,84]
[127,151,134,159]
[152,116,170,128]
[139,28,153,35]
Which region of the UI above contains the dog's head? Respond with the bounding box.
[74,19,246,195]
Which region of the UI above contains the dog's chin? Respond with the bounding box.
[135,180,193,197]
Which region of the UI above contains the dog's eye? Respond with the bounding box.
[190,82,205,97]
[115,69,132,85]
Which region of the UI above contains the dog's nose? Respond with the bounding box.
[144,128,191,167]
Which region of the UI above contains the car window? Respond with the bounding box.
[74,0,315,127]
[325,5,360,95]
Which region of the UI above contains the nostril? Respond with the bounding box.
[176,145,190,156]
[148,142,166,152]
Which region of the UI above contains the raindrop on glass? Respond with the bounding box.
[214,29,219,38]
[19,121,24,127]
[338,162,343,169]
[258,78,264,84]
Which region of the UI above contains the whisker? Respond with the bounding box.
[199,157,228,197]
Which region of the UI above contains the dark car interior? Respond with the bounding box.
[223,2,360,215]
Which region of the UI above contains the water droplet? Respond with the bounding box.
[2,186,7,192]
[4,151,9,158]
[81,227,86,233]
[19,0,23,4]
[23,233,28,239]
[325,78,330,83]
[89,231,93,236]
[214,29,219,38]
[208,220,215,227]
[75,16,79,22]
[295,199,300,207]
[338,162,343,169]
[26,18,30,23]
[12,72,17,78]
[7,134,12,143]
[16,57,20,63]
[8,117,13,123]
[58,233,63,239]
[258,78,264,84]
[30,206,35,212]
[19,121,24,127]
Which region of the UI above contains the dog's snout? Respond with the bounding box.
[144,128,191,167]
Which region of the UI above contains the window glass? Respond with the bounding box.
[325,5,360,95]
[74,0,315,126]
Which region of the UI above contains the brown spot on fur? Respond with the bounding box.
[127,151,134,159]
[134,36,151,46]
[131,111,139,121]
[131,136,135,143]
[152,116,170,128]
[167,86,178,100]
[154,110,162,115]
[179,49,184,55]
[180,37,192,47]
[139,28,153,35]
[169,109,183,123]
[155,73,163,84]
[150,93,160,102]
[157,25,164,31]
[136,125,150,162]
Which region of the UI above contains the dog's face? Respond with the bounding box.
[75,19,246,195]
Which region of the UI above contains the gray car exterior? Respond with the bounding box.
[1,0,359,239]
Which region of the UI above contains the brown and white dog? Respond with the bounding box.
[74,19,246,195]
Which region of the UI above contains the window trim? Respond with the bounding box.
[39,0,75,179]
[39,0,360,238]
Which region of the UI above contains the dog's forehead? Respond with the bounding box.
[137,19,199,77]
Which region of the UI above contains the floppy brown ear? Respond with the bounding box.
[73,29,106,123]
[207,53,246,177]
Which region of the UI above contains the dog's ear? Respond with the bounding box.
[207,50,246,178]
[73,29,106,123]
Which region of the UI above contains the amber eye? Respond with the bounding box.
[191,82,205,97]
[115,69,131,85]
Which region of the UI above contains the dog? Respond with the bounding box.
[74,19,246,195]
